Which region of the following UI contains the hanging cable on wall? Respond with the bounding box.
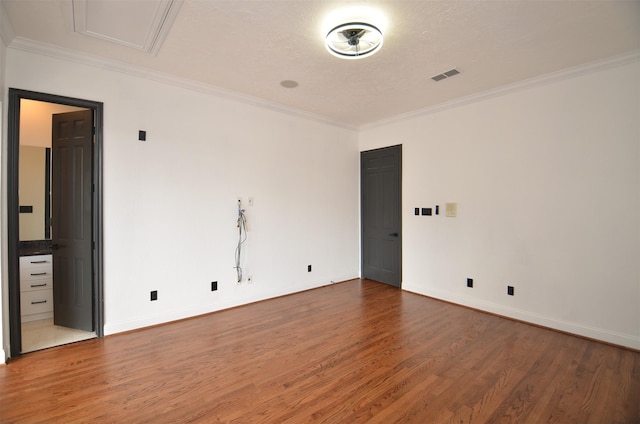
[234,200,248,283]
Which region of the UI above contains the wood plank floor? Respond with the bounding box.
[1,279,638,423]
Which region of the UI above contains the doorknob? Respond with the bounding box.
[388,233,399,237]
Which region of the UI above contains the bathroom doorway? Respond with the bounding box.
[7,89,104,357]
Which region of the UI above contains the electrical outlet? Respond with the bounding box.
[211,281,218,291]
[467,278,473,288]
[507,285,514,296]
[150,290,158,301]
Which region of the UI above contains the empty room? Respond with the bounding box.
[0,1,638,422]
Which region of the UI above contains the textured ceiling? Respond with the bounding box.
[2,0,640,127]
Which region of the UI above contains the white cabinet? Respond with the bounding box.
[20,254,53,322]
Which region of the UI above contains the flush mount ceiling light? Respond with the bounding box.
[325,22,383,59]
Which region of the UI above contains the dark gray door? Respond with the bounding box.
[361,145,402,287]
[52,110,94,331]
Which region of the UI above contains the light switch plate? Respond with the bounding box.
[445,202,457,217]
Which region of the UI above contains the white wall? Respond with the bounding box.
[2,45,637,358]
[360,59,640,349]
[2,48,360,346]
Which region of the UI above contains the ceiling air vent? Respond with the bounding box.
[431,68,461,82]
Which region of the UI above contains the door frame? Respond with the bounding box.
[6,88,104,357]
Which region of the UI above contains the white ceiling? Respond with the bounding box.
[2,0,640,128]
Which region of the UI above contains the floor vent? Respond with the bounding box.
[431,68,461,82]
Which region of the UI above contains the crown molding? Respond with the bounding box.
[7,37,358,131]
[361,50,640,131]
[7,35,638,133]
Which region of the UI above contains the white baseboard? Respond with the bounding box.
[104,278,640,350]
[103,306,209,335]
[403,286,639,350]
[104,276,360,336]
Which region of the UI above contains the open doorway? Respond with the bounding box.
[7,89,104,357]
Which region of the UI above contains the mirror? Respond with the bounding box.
[18,146,49,240]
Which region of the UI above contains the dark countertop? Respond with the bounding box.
[19,240,52,256]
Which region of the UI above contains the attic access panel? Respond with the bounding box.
[72,0,182,54]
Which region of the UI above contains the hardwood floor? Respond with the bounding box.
[1,279,638,423]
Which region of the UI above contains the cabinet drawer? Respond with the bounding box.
[20,277,53,292]
[20,255,53,281]
[21,265,52,282]
[21,289,53,315]
[20,254,52,268]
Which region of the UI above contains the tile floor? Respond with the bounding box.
[21,319,96,353]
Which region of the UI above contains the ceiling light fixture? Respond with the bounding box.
[325,22,383,59]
